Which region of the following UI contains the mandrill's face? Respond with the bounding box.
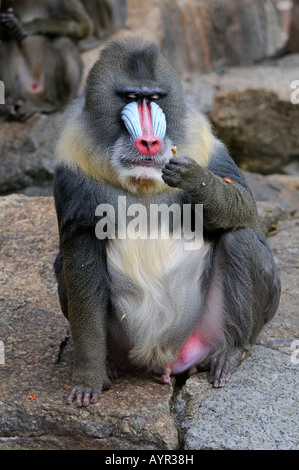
[82,40,186,193]
[109,86,175,183]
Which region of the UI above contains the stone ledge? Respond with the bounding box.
[0,186,298,450]
[177,345,299,450]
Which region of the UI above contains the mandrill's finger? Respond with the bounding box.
[76,391,83,407]
[161,167,173,175]
[90,390,100,404]
[168,157,181,164]
[66,387,77,405]
[163,162,179,172]
[170,156,195,166]
[161,176,178,188]
[83,391,91,407]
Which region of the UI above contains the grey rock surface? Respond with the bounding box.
[177,210,299,450]
[183,57,299,174]
[127,0,283,76]
[178,346,299,450]
[0,113,60,195]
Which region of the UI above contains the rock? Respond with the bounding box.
[0,113,61,195]
[126,0,164,45]
[1,186,299,449]
[183,59,299,174]
[281,0,299,55]
[84,0,283,79]
[178,346,299,450]
[242,170,299,236]
[267,174,299,191]
[0,195,178,450]
[262,217,299,353]
[244,171,299,210]
[177,212,299,450]
[256,201,287,238]
[127,0,284,76]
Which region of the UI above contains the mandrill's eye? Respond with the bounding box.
[126,93,138,102]
[150,94,160,102]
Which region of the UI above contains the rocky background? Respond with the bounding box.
[0,0,298,450]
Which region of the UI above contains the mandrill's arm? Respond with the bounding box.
[162,141,258,234]
[54,166,110,407]
[21,0,92,40]
[0,8,27,45]
[63,233,110,406]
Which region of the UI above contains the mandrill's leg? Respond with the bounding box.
[202,228,281,388]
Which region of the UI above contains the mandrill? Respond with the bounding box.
[53,38,281,407]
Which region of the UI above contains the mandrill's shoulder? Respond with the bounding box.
[53,164,106,237]
[182,107,251,192]
[180,109,216,168]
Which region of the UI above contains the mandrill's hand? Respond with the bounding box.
[162,153,258,233]
[162,156,211,196]
[0,8,27,44]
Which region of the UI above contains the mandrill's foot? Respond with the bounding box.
[0,99,36,122]
[106,358,119,380]
[67,380,111,407]
[208,348,248,388]
[188,366,199,377]
[160,367,172,384]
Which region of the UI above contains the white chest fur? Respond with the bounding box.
[106,236,211,369]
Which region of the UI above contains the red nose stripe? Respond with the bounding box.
[138,99,154,136]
